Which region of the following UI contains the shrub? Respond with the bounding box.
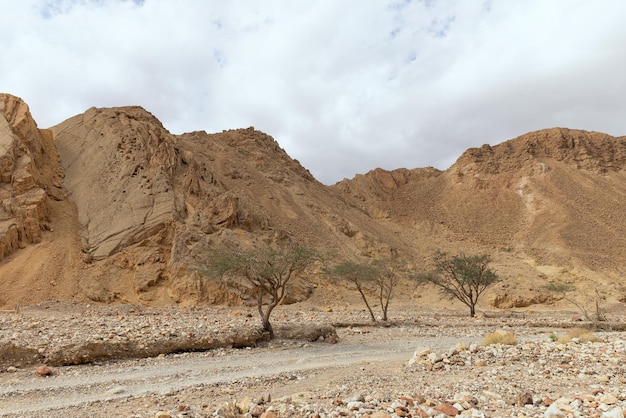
[482,330,517,346]
[557,328,599,343]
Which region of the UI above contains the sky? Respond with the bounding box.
[2,1,626,184]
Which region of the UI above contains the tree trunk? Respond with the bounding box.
[357,286,377,323]
[470,304,475,318]
[257,292,276,340]
[381,300,388,321]
[262,314,275,339]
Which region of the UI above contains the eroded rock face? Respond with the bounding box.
[490,293,558,309]
[0,94,64,260]
[53,106,182,260]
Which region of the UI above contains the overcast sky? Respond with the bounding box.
[2,1,626,184]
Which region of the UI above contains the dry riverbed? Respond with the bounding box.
[1,301,625,417]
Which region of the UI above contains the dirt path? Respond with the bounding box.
[0,332,483,415]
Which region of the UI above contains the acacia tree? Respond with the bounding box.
[371,259,401,321]
[331,258,401,322]
[205,244,318,339]
[331,261,378,322]
[415,252,499,317]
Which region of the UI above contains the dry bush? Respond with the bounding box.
[557,328,600,343]
[482,330,517,346]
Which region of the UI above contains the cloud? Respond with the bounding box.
[3,0,626,184]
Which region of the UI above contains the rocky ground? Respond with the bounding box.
[1,301,625,417]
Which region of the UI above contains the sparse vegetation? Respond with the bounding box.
[330,257,401,322]
[371,258,401,322]
[330,261,379,322]
[482,330,517,345]
[558,328,600,343]
[543,282,607,325]
[203,243,319,339]
[414,252,500,317]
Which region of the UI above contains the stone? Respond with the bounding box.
[544,403,565,418]
[413,407,430,418]
[154,412,171,418]
[428,352,444,363]
[394,406,410,417]
[249,404,264,417]
[460,409,486,417]
[347,401,364,410]
[34,365,52,376]
[6,366,17,372]
[346,392,365,403]
[600,408,625,418]
[369,412,391,418]
[414,346,432,357]
[598,394,619,405]
[400,395,414,406]
[434,402,460,416]
[515,391,534,406]
[260,411,278,418]
[214,402,239,418]
[236,397,252,413]
[107,386,125,395]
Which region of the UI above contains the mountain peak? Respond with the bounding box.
[451,128,626,176]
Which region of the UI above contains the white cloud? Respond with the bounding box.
[3,0,626,184]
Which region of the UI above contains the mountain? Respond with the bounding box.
[1,93,625,309]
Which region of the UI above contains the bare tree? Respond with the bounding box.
[371,259,400,321]
[204,244,318,339]
[415,252,499,317]
[543,282,606,324]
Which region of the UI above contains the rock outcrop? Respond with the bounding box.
[53,106,181,260]
[0,94,65,260]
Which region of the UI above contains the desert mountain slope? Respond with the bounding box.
[0,93,625,309]
[44,103,410,306]
[333,128,626,306]
[334,128,626,266]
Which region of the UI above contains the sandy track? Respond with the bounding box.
[0,333,479,415]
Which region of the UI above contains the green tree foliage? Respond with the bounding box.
[331,261,378,322]
[415,252,499,317]
[204,244,318,339]
[331,258,400,322]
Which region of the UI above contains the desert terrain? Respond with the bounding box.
[1,92,626,416]
[1,298,626,417]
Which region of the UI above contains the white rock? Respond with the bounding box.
[414,346,432,357]
[346,401,364,410]
[427,352,443,363]
[107,386,126,395]
[544,403,565,418]
[601,408,625,418]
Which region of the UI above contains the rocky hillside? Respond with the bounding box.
[1,93,625,310]
[334,128,626,307]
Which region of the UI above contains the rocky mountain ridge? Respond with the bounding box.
[1,93,625,310]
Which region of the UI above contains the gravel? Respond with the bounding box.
[0,301,625,417]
